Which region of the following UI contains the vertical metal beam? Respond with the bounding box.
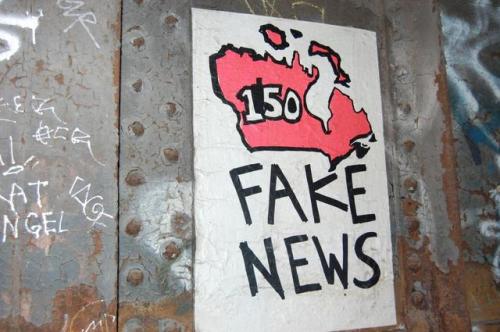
[119,0,193,330]
[0,0,120,330]
[384,0,471,330]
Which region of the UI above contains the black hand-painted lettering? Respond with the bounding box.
[284,234,322,294]
[312,234,348,289]
[230,163,263,225]
[305,164,348,223]
[345,164,376,224]
[268,164,308,224]
[240,238,285,299]
[353,232,381,289]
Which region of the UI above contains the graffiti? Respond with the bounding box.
[65,300,116,332]
[0,94,65,124]
[0,180,68,243]
[0,1,43,62]
[441,1,500,165]
[0,136,38,176]
[33,122,105,166]
[441,0,500,284]
[479,187,500,283]
[69,176,113,227]
[56,0,100,49]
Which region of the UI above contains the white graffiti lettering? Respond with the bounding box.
[0,6,43,62]
[0,136,38,177]
[69,176,113,227]
[56,0,100,49]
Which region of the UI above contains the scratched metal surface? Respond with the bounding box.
[440,0,500,329]
[0,0,120,331]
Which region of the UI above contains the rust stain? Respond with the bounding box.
[163,148,179,162]
[91,229,104,257]
[131,79,143,93]
[166,102,177,117]
[402,197,420,217]
[163,242,181,260]
[54,73,65,85]
[464,262,500,322]
[407,217,421,241]
[131,37,145,49]
[391,69,472,331]
[125,169,146,186]
[125,218,142,237]
[164,15,179,29]
[433,68,470,330]
[119,293,193,331]
[403,140,415,153]
[35,60,44,73]
[19,288,32,322]
[129,121,145,136]
[113,47,121,132]
[0,285,116,332]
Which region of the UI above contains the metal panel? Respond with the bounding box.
[0,0,120,331]
[439,0,500,329]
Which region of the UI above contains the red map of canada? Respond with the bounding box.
[209,24,374,170]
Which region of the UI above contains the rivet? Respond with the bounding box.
[411,291,425,309]
[129,121,145,136]
[132,79,143,92]
[131,37,145,49]
[407,253,421,272]
[164,15,178,28]
[403,140,415,152]
[396,67,409,82]
[163,242,181,260]
[398,103,411,114]
[402,197,420,217]
[407,217,420,233]
[125,219,142,237]
[127,268,144,286]
[125,169,146,186]
[404,178,418,193]
[163,148,179,162]
[166,102,177,117]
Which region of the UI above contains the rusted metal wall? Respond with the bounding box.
[440,0,500,330]
[0,0,120,331]
[1,0,494,331]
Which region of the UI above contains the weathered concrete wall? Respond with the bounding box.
[440,0,500,329]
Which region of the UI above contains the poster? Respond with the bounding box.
[193,8,396,332]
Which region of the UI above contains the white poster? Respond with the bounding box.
[193,8,396,332]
